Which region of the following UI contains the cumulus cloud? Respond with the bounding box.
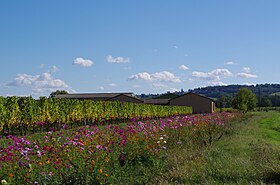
[129,71,181,83]
[179,65,189,70]
[237,73,258,78]
[6,72,72,96]
[106,55,130,63]
[225,61,236,65]
[192,68,232,86]
[236,67,257,78]
[73,57,93,67]
[192,69,232,81]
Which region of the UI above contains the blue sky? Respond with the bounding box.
[1,1,280,98]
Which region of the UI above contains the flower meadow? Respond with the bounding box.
[0,112,241,184]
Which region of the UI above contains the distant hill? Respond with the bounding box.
[189,84,280,98]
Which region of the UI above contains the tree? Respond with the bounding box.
[232,88,257,113]
[49,90,69,98]
[217,94,233,108]
[260,96,272,107]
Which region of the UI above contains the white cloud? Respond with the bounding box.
[184,54,188,57]
[129,72,152,81]
[225,61,235,65]
[108,83,117,87]
[6,72,72,96]
[192,69,232,81]
[173,45,178,49]
[129,71,181,83]
[237,72,258,78]
[192,68,232,86]
[237,67,257,78]
[242,67,251,73]
[99,86,105,90]
[40,64,45,68]
[73,57,93,67]
[179,65,189,70]
[106,55,130,63]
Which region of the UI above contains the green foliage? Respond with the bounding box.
[259,96,272,107]
[217,94,233,108]
[0,96,192,135]
[232,88,257,113]
[49,90,69,98]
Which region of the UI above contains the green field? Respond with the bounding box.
[157,111,280,184]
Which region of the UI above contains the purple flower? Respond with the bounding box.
[96,145,102,150]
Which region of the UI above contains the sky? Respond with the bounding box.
[1,1,280,98]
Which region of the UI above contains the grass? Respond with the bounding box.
[156,111,280,184]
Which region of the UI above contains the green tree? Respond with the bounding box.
[217,94,233,108]
[260,96,272,107]
[49,90,69,98]
[232,88,257,113]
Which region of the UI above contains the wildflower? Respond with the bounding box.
[99,168,103,173]
[1,180,8,185]
[96,145,102,150]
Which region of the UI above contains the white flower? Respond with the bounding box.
[1,180,8,185]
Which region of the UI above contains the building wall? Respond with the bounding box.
[108,95,143,104]
[170,93,215,114]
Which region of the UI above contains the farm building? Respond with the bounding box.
[169,92,215,114]
[55,93,143,103]
[143,99,170,105]
[106,94,143,103]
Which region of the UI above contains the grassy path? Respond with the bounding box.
[157,112,280,185]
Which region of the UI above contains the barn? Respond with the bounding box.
[143,99,170,105]
[106,94,143,104]
[169,92,215,114]
[55,93,143,104]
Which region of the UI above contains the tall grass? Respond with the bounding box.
[156,112,280,184]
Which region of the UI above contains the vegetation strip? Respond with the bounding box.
[0,96,191,136]
[157,111,280,184]
[0,112,238,184]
